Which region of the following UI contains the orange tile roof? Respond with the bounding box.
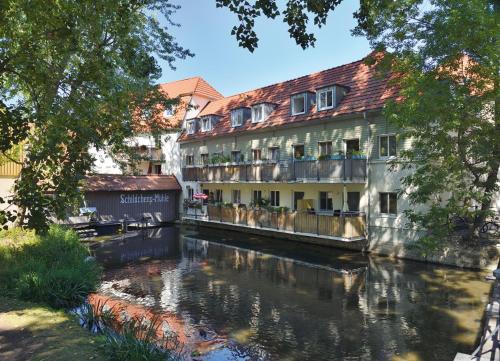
[179,53,399,142]
[135,77,223,131]
[83,175,181,192]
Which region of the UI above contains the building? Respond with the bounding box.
[0,152,23,218]
[91,76,223,213]
[178,54,420,256]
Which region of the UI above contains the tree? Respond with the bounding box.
[354,0,499,249]
[0,0,192,231]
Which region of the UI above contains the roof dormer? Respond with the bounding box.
[290,92,315,116]
[316,85,349,111]
[251,103,276,123]
[200,115,221,132]
[230,108,251,127]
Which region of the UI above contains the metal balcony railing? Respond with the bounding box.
[181,158,367,183]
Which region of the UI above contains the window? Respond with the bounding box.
[317,87,334,111]
[379,134,397,158]
[186,120,195,134]
[269,147,280,161]
[319,191,333,211]
[293,145,305,159]
[252,149,262,161]
[201,153,209,165]
[231,109,244,127]
[319,141,333,156]
[185,154,194,166]
[215,189,223,203]
[201,117,212,132]
[291,93,306,115]
[347,192,360,212]
[202,189,209,205]
[154,134,162,148]
[187,187,194,200]
[380,192,397,215]
[252,190,262,205]
[293,192,305,210]
[232,189,241,204]
[154,164,162,175]
[252,104,264,123]
[163,107,175,118]
[345,139,360,157]
[270,191,280,207]
[231,150,242,163]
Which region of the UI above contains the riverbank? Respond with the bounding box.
[0,296,104,361]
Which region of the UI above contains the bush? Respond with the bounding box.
[0,225,101,309]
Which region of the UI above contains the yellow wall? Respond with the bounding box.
[200,183,367,212]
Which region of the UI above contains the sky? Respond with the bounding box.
[158,1,370,96]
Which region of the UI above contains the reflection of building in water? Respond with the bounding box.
[97,232,489,361]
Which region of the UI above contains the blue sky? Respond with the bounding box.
[158,1,370,96]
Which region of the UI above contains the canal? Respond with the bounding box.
[92,225,492,361]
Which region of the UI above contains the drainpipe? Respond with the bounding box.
[364,111,371,247]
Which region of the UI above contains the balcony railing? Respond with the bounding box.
[182,158,367,183]
[196,205,366,240]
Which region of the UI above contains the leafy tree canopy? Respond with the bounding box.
[0,0,192,231]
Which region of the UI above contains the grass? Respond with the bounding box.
[0,296,105,361]
[0,225,101,308]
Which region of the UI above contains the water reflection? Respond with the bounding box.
[93,226,491,361]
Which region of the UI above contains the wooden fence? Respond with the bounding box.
[206,205,366,240]
[0,161,22,177]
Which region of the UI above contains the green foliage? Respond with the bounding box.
[216,0,344,51]
[0,225,101,308]
[1,0,193,231]
[101,316,181,361]
[355,0,499,250]
[210,153,230,164]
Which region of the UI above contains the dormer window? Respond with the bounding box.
[231,109,244,127]
[251,103,274,123]
[252,104,264,123]
[317,87,334,111]
[186,120,195,135]
[291,94,306,115]
[201,116,212,132]
[163,107,175,118]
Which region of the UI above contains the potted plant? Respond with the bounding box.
[351,150,367,159]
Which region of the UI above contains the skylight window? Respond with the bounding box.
[291,94,306,115]
[317,87,335,111]
[231,109,244,127]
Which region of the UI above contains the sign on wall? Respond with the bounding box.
[120,193,170,204]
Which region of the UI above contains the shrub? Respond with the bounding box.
[0,225,101,309]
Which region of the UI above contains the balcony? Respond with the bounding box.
[186,205,366,241]
[182,158,367,183]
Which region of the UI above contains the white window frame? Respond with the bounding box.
[252,148,262,161]
[201,153,209,165]
[163,106,175,118]
[201,117,212,132]
[252,104,265,123]
[187,187,194,200]
[185,154,194,166]
[291,93,306,115]
[231,109,244,127]
[269,147,280,161]
[319,191,334,211]
[380,192,397,216]
[252,190,262,204]
[317,87,335,111]
[215,189,223,203]
[270,191,280,207]
[318,141,333,156]
[186,120,195,134]
[379,134,397,159]
[232,189,241,204]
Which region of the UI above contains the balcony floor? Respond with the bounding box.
[182,215,367,250]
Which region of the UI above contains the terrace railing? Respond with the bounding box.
[204,205,366,240]
[182,158,367,183]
